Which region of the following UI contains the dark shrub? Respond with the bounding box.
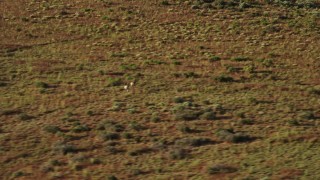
[100,132,120,141]
[169,148,188,160]
[43,125,61,134]
[209,56,221,62]
[35,81,49,88]
[232,56,250,61]
[239,119,254,125]
[52,142,78,155]
[128,147,153,156]
[216,129,253,143]
[175,137,212,147]
[215,75,234,82]
[200,111,216,120]
[72,124,90,133]
[299,111,315,120]
[178,125,193,133]
[174,110,200,121]
[207,164,237,174]
[173,97,186,103]
[107,175,118,180]
[19,113,34,121]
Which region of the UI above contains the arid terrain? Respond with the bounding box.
[0,0,320,179]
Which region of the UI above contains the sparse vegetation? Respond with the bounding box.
[0,0,319,179]
[216,129,253,143]
[207,164,237,174]
[215,75,234,82]
[169,148,188,159]
[52,142,78,155]
[99,132,120,141]
[43,125,61,134]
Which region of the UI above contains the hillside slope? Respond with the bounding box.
[0,0,320,179]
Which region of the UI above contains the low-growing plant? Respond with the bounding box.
[288,119,300,126]
[19,113,34,121]
[239,119,254,125]
[52,142,78,155]
[207,164,237,174]
[298,111,315,120]
[105,146,122,154]
[100,132,120,141]
[35,81,49,88]
[209,55,221,62]
[232,56,250,61]
[107,78,122,87]
[127,108,138,114]
[173,96,186,103]
[151,113,161,122]
[89,158,102,165]
[123,132,133,139]
[216,129,253,143]
[215,75,234,82]
[169,148,188,159]
[72,124,90,133]
[178,125,193,133]
[43,125,61,134]
[200,111,216,120]
[11,171,25,178]
[129,121,144,131]
[86,110,94,116]
[184,72,199,78]
[128,147,153,156]
[161,0,170,6]
[174,110,201,121]
[175,137,212,147]
[107,175,118,180]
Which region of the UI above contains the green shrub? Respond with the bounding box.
[173,96,186,103]
[112,124,125,132]
[86,110,94,116]
[123,132,133,139]
[35,81,49,88]
[89,158,102,165]
[11,171,25,178]
[96,120,115,130]
[129,121,144,131]
[215,75,234,82]
[216,129,253,143]
[151,113,161,122]
[19,113,34,121]
[0,82,7,87]
[178,125,193,133]
[299,111,315,120]
[239,119,254,125]
[174,110,200,121]
[209,55,221,62]
[52,142,78,155]
[107,175,118,180]
[184,72,199,78]
[161,0,170,5]
[175,137,212,147]
[128,147,153,156]
[288,119,300,126]
[107,78,122,87]
[207,164,237,174]
[100,132,120,141]
[200,111,216,120]
[127,108,138,114]
[72,124,90,133]
[232,56,250,61]
[43,125,61,134]
[169,148,188,159]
